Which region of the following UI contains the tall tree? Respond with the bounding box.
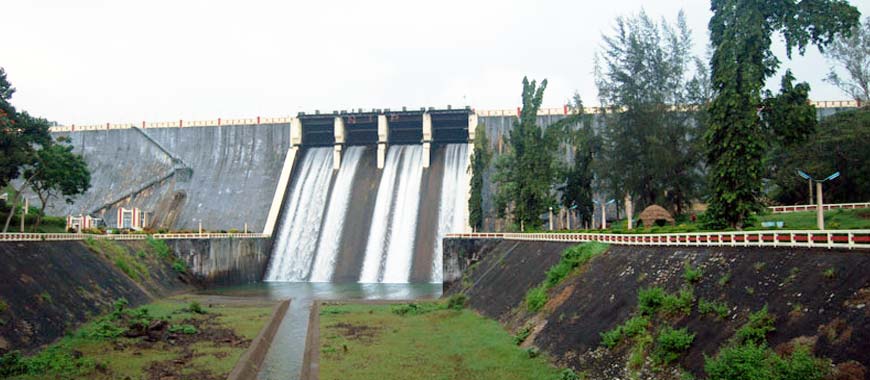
[0,68,51,189]
[705,0,859,228]
[554,94,597,229]
[25,137,91,231]
[493,77,561,229]
[468,123,491,231]
[595,11,707,216]
[824,17,870,103]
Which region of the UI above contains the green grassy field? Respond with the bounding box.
[2,295,274,380]
[318,302,564,380]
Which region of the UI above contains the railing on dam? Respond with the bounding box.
[446,230,870,250]
[47,100,860,133]
[768,202,870,213]
[0,232,270,242]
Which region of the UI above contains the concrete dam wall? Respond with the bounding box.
[443,238,870,379]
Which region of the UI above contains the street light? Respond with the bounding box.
[593,199,616,229]
[797,170,840,230]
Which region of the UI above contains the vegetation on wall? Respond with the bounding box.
[469,123,491,231]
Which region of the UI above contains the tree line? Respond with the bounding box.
[470,1,865,231]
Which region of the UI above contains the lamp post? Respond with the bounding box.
[593,199,616,229]
[797,170,840,230]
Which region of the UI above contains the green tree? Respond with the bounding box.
[468,123,491,231]
[493,77,561,229]
[769,106,870,204]
[554,94,597,228]
[824,17,870,103]
[705,0,859,228]
[0,68,51,189]
[595,11,707,216]
[25,137,91,231]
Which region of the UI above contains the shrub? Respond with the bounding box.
[543,243,608,289]
[654,326,695,364]
[188,301,206,314]
[717,273,731,287]
[526,347,540,358]
[662,287,694,315]
[169,324,198,334]
[37,292,53,304]
[172,259,187,273]
[146,236,171,259]
[557,368,581,380]
[525,285,548,312]
[600,327,624,348]
[600,316,649,348]
[514,326,532,345]
[0,299,7,314]
[638,287,667,315]
[735,306,776,345]
[705,343,777,380]
[86,320,125,339]
[391,303,441,316]
[698,299,729,319]
[776,344,830,380]
[823,267,835,279]
[446,294,466,310]
[683,263,702,283]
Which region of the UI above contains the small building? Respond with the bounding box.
[117,207,144,230]
[66,214,97,232]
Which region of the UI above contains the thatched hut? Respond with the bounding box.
[639,205,675,227]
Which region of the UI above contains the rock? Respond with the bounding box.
[148,319,168,331]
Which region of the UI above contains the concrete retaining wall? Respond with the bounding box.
[169,237,272,287]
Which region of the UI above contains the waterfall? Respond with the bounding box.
[431,143,470,283]
[264,148,334,282]
[308,147,364,282]
[359,145,424,283]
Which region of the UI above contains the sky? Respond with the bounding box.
[2,0,867,125]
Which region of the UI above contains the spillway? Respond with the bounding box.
[266,144,469,284]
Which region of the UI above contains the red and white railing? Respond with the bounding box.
[768,202,870,213]
[0,232,269,242]
[446,230,870,250]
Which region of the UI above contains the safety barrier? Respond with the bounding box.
[768,202,870,213]
[446,230,870,250]
[0,232,270,242]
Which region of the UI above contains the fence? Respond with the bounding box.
[0,232,270,242]
[446,230,870,250]
[768,202,870,213]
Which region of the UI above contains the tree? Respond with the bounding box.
[554,94,597,228]
[705,0,859,228]
[493,77,561,230]
[594,11,708,216]
[25,137,91,230]
[0,68,50,189]
[468,123,491,231]
[769,106,870,205]
[824,17,870,103]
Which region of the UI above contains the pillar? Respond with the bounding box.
[548,207,554,231]
[290,117,302,147]
[334,116,345,170]
[468,113,478,141]
[422,112,432,168]
[378,114,389,169]
[816,182,824,230]
[625,193,633,230]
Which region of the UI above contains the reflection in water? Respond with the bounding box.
[198,282,442,380]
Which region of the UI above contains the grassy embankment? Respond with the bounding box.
[318,300,566,380]
[1,295,274,380]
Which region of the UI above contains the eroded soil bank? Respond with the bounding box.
[444,239,870,379]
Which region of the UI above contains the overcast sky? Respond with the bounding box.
[2,0,866,125]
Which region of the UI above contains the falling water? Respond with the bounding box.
[359,145,424,283]
[431,143,470,282]
[264,148,334,282]
[308,147,364,282]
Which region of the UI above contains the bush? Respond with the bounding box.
[698,299,729,319]
[1,346,95,378]
[525,285,548,312]
[600,316,649,348]
[735,306,776,345]
[638,287,667,315]
[683,263,702,283]
[776,344,830,380]
[446,294,466,310]
[86,320,125,339]
[654,326,695,364]
[557,368,581,380]
[146,236,171,259]
[391,303,442,316]
[172,259,187,273]
[0,299,6,314]
[188,301,206,314]
[661,287,695,316]
[514,326,532,345]
[543,243,609,289]
[169,324,198,334]
[705,343,777,380]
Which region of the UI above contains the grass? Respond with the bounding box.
[318,302,562,380]
[3,296,273,380]
[525,243,609,312]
